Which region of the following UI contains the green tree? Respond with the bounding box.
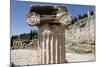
[71,17,77,24]
[90,11,94,15]
[30,30,33,40]
[78,15,83,20]
[83,13,88,18]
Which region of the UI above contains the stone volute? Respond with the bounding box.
[26,5,71,64]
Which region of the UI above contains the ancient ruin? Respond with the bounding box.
[26,5,71,64]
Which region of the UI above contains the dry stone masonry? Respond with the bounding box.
[65,11,95,54]
[65,11,95,45]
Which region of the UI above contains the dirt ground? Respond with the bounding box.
[11,49,95,65]
[11,49,38,65]
[65,52,95,63]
